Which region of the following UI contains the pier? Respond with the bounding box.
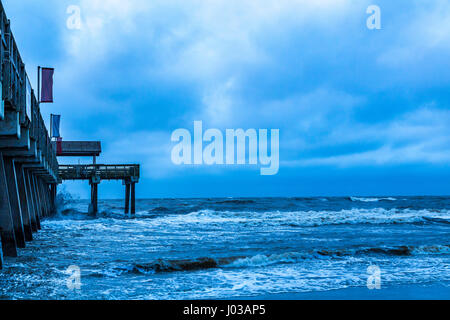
[59,164,140,216]
[58,162,140,215]
[0,1,139,269]
[59,164,140,215]
[55,140,140,215]
[0,1,58,268]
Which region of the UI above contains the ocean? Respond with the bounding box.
[0,196,449,300]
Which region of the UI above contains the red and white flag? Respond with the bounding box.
[40,67,54,103]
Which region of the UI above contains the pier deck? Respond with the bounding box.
[59,164,140,216]
[59,164,139,181]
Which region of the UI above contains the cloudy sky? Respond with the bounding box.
[4,0,450,198]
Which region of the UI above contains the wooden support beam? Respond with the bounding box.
[34,177,44,217]
[42,181,50,217]
[39,180,49,217]
[125,183,130,214]
[3,157,26,248]
[131,183,136,215]
[94,184,98,214]
[59,164,140,181]
[50,184,57,214]
[24,170,39,232]
[14,162,33,241]
[39,179,49,217]
[49,184,55,215]
[29,173,41,229]
[0,154,18,257]
[89,183,98,216]
[46,184,53,216]
[32,174,43,219]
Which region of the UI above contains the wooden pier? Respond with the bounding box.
[0,1,140,269]
[0,1,59,268]
[55,141,140,215]
[59,164,140,215]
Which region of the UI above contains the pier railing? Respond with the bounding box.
[0,1,140,268]
[0,0,61,266]
[0,0,58,183]
[59,164,140,181]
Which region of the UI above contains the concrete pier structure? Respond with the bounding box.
[55,139,140,217]
[0,0,140,269]
[3,157,26,248]
[59,164,140,216]
[0,1,59,268]
[130,182,136,215]
[123,178,138,215]
[125,183,131,214]
[0,155,17,258]
[15,162,33,241]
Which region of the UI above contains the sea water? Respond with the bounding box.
[0,196,449,300]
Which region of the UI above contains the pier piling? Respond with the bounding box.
[0,154,18,257]
[0,1,59,268]
[26,172,41,230]
[32,175,42,220]
[131,183,136,215]
[39,180,49,217]
[24,170,39,232]
[50,184,57,213]
[90,181,99,215]
[59,164,139,216]
[125,182,130,214]
[15,163,33,241]
[3,157,26,248]
[0,1,139,269]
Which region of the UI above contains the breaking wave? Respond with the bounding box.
[227,245,450,269]
[350,197,397,202]
[150,206,171,213]
[5,195,450,300]
[160,208,450,227]
[215,199,256,205]
[93,244,450,277]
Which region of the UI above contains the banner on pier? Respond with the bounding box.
[40,67,54,103]
[51,114,61,138]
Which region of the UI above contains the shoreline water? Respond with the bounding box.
[1,196,449,300]
[229,283,450,300]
